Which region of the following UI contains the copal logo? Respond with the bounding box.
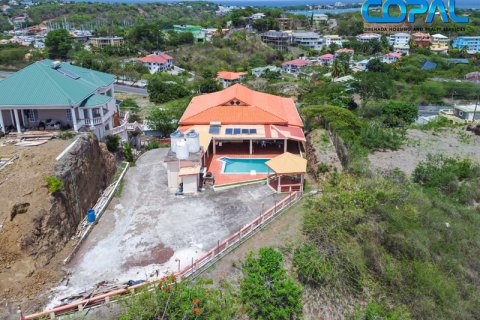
[361,0,469,23]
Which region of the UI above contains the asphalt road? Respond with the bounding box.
[114,84,148,96]
[0,70,148,96]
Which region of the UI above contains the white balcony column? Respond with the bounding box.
[0,110,4,132]
[249,139,253,155]
[71,107,78,131]
[284,139,288,153]
[13,109,21,133]
[88,108,93,126]
[213,139,216,154]
[20,109,25,127]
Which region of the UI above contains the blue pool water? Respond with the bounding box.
[221,157,270,174]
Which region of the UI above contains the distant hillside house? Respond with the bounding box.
[312,14,328,29]
[382,52,402,64]
[440,104,480,123]
[282,59,313,74]
[323,35,343,47]
[0,60,120,140]
[261,31,290,52]
[356,33,381,43]
[252,66,282,77]
[90,36,124,49]
[412,32,432,47]
[335,48,354,61]
[292,32,323,50]
[452,36,480,53]
[318,53,334,65]
[137,53,174,74]
[173,25,206,43]
[431,34,449,54]
[389,33,410,47]
[216,71,247,88]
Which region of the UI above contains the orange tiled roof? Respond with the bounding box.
[179,84,303,127]
[137,53,173,64]
[216,71,247,81]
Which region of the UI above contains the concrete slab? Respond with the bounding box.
[47,148,284,306]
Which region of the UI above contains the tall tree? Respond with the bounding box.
[45,29,73,59]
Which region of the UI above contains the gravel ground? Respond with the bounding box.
[47,148,284,308]
[369,128,480,175]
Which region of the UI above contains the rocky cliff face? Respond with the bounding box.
[19,134,116,266]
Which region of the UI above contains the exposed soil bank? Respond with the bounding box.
[0,134,116,319]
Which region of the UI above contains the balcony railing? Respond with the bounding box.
[84,117,103,126]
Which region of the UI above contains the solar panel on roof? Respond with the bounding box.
[209,126,220,134]
[233,128,241,135]
[241,129,249,134]
[57,68,80,80]
[249,129,257,134]
[225,128,233,135]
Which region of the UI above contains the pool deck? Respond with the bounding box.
[208,154,273,187]
[206,142,302,187]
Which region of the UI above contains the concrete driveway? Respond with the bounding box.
[49,148,283,305]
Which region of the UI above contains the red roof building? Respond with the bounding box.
[137,53,174,74]
[169,84,306,190]
[282,59,313,74]
[216,71,247,88]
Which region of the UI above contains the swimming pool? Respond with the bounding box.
[220,157,271,174]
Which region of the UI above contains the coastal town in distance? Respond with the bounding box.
[1,0,480,319]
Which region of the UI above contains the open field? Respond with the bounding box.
[369,128,480,175]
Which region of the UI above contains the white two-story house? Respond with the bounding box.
[137,52,174,74]
[0,59,121,140]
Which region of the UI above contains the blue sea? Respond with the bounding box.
[66,0,480,9]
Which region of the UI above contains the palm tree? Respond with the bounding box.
[332,59,345,78]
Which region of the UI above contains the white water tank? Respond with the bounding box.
[185,130,200,153]
[176,140,189,160]
[170,130,184,153]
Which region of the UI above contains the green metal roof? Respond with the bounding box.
[0,59,114,107]
[80,94,112,108]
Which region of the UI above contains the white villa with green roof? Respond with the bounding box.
[0,59,120,139]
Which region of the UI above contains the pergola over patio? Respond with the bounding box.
[266,152,307,193]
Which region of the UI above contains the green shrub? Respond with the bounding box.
[106,135,121,153]
[293,243,335,286]
[145,140,160,150]
[416,116,457,131]
[241,248,303,320]
[317,162,330,174]
[359,121,405,151]
[120,277,239,319]
[58,131,75,140]
[44,176,63,193]
[123,143,135,164]
[302,172,480,319]
[412,154,479,194]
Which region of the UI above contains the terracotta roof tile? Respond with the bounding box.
[137,53,173,64]
[216,71,247,81]
[179,84,303,127]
